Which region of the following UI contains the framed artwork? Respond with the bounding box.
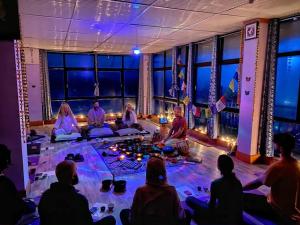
[245,22,258,40]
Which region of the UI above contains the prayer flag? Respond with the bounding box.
[229,79,235,92]
[183,96,190,105]
[215,96,226,112]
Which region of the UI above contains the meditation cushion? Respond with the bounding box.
[55,133,82,142]
[89,127,114,138]
[115,128,141,136]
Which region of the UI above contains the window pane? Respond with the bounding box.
[222,33,240,60]
[153,71,164,97]
[153,53,164,68]
[124,55,139,69]
[164,70,173,98]
[67,71,95,97]
[99,99,123,113]
[124,70,139,97]
[278,19,300,53]
[98,55,122,68]
[154,100,164,115]
[219,111,239,138]
[220,64,239,108]
[274,56,300,120]
[49,69,65,99]
[194,106,208,132]
[166,50,172,67]
[65,54,94,68]
[124,98,137,112]
[98,71,121,96]
[196,42,212,63]
[273,120,300,153]
[68,100,93,116]
[178,68,186,100]
[195,66,211,104]
[178,46,187,65]
[48,53,63,67]
[51,101,63,117]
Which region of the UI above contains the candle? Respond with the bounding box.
[137,157,142,162]
[119,155,125,160]
[126,152,130,155]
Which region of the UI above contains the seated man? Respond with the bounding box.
[243,133,300,224]
[120,156,191,225]
[87,101,106,129]
[0,144,36,225]
[163,106,187,147]
[38,160,116,225]
[186,154,243,225]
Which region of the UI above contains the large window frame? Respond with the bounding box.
[217,31,241,138]
[48,52,139,115]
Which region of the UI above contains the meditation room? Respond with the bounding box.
[1,0,300,224]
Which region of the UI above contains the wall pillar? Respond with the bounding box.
[237,19,270,163]
[0,41,29,191]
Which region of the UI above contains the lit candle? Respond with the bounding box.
[137,157,142,162]
[119,154,125,160]
[126,152,130,155]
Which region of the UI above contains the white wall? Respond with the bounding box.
[24,48,43,121]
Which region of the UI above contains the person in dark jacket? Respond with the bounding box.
[38,160,115,225]
[120,156,191,225]
[0,144,35,225]
[186,154,243,224]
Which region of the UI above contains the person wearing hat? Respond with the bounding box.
[120,157,191,225]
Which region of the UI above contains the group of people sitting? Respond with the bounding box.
[51,101,139,141]
[1,132,299,225]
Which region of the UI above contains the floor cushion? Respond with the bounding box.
[55,133,82,142]
[115,128,141,136]
[89,127,114,138]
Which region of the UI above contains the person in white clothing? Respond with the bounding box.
[87,101,106,129]
[52,102,80,136]
[122,103,138,127]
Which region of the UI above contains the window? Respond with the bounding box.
[177,46,189,101]
[47,53,140,116]
[193,40,213,131]
[218,32,241,138]
[274,17,300,153]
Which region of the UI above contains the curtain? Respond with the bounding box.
[207,36,218,139]
[147,54,154,115]
[39,50,52,120]
[185,43,194,128]
[258,19,279,157]
[137,55,144,114]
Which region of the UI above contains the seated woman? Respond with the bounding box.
[52,102,80,138]
[162,106,187,147]
[186,155,243,225]
[87,100,106,129]
[122,103,138,127]
[120,156,191,225]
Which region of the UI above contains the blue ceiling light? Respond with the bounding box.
[133,47,141,55]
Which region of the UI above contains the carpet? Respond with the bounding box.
[92,141,197,177]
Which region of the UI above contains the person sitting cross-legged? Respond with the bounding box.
[0,144,36,225]
[186,154,243,225]
[38,160,116,225]
[87,100,106,129]
[162,106,187,147]
[120,156,191,225]
[243,133,300,224]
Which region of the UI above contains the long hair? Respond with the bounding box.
[58,102,75,119]
[125,103,133,121]
[146,157,167,186]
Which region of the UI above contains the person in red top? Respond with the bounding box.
[163,106,187,147]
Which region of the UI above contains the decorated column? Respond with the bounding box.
[185,43,194,128]
[207,36,218,139]
[237,19,270,163]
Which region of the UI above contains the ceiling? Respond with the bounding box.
[19,0,300,54]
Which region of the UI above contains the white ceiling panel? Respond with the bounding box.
[73,0,147,23]
[133,6,213,28]
[165,29,217,42]
[63,46,94,52]
[154,0,248,13]
[22,38,64,49]
[188,14,246,32]
[116,25,178,39]
[19,0,75,18]
[226,0,300,18]
[22,30,67,41]
[65,40,99,48]
[66,32,107,43]
[104,35,156,45]
[20,15,70,35]
[111,0,157,4]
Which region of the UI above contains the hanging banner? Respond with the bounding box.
[183,96,190,105]
[215,96,226,112]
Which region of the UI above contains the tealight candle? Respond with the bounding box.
[137,157,142,162]
[126,152,130,155]
[119,155,125,160]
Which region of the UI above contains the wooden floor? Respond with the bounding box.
[28,120,270,225]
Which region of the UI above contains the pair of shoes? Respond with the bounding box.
[101,179,126,193]
[65,153,84,162]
